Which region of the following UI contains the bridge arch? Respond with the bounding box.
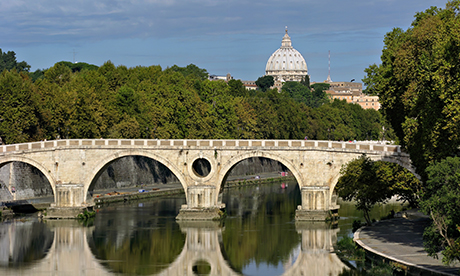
[0,156,57,200]
[219,150,302,192]
[84,150,187,201]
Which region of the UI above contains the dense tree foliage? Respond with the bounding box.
[0,70,38,143]
[363,2,460,179]
[0,61,390,144]
[0,49,30,72]
[421,156,460,264]
[281,81,328,108]
[363,1,460,263]
[255,75,274,92]
[167,64,208,81]
[336,155,420,225]
[56,61,99,73]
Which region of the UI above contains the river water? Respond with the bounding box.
[0,179,406,276]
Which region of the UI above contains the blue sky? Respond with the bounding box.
[1,0,449,83]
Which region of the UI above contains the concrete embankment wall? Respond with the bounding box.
[0,157,288,201]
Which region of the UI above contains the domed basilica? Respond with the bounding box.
[265,28,308,84]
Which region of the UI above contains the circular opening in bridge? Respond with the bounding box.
[192,260,211,275]
[192,158,211,178]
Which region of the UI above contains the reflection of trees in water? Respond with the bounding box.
[0,187,354,275]
[88,199,186,275]
[0,219,53,267]
[221,180,302,272]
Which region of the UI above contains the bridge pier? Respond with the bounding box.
[176,186,225,221]
[47,184,93,219]
[295,186,336,221]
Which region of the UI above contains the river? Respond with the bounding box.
[0,179,406,276]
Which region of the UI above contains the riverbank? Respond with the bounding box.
[93,172,294,205]
[354,209,460,275]
[0,172,294,218]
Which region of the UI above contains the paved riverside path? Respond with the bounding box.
[354,211,460,275]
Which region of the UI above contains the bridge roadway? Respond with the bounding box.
[0,139,413,219]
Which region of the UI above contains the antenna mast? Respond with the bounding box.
[72,49,77,63]
[326,50,332,82]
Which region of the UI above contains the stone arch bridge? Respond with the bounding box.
[0,139,413,219]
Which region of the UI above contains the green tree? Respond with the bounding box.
[336,155,418,224]
[56,61,99,72]
[336,155,392,224]
[108,115,140,139]
[255,75,274,92]
[116,85,139,117]
[167,64,208,81]
[362,2,460,261]
[310,83,330,107]
[421,156,460,264]
[227,79,248,97]
[44,63,72,86]
[281,81,312,105]
[30,69,45,82]
[300,74,310,87]
[98,61,127,91]
[34,75,73,140]
[0,49,30,72]
[363,2,460,179]
[0,70,38,143]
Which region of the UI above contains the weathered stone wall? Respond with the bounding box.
[0,157,286,200]
[0,162,53,200]
[0,180,12,202]
[92,156,179,190]
[228,157,287,176]
[92,156,286,190]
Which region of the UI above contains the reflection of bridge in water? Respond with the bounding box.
[0,220,348,276]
